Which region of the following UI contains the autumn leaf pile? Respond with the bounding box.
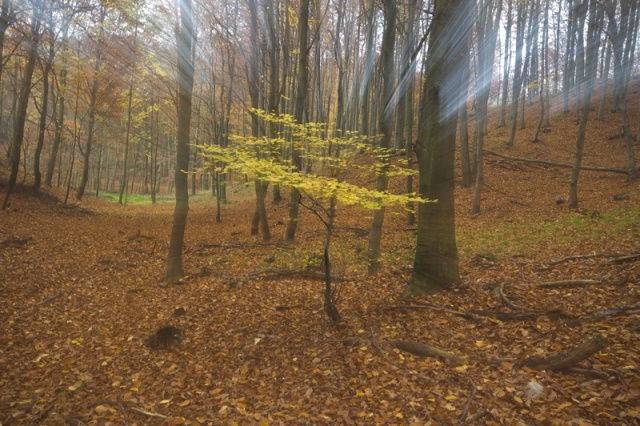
[1,92,639,425]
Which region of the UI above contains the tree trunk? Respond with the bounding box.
[406,0,471,296]
[367,0,396,275]
[3,8,40,210]
[472,0,502,216]
[507,2,527,146]
[45,25,69,187]
[165,0,195,281]
[285,0,309,243]
[76,2,106,201]
[568,0,601,208]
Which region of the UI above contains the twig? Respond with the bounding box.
[129,407,168,419]
[459,378,477,422]
[566,302,640,327]
[468,309,566,321]
[390,340,470,364]
[37,292,63,306]
[48,412,88,426]
[536,279,603,289]
[496,283,524,311]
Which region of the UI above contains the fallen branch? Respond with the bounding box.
[542,253,616,266]
[537,279,603,289]
[248,268,350,282]
[566,302,640,327]
[389,340,470,364]
[484,150,636,175]
[48,412,88,426]
[129,407,168,419]
[384,302,477,320]
[603,253,640,265]
[515,334,610,371]
[459,379,477,423]
[468,309,566,321]
[495,283,524,311]
[37,292,63,306]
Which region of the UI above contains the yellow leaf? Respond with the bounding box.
[445,395,457,401]
[179,400,190,407]
[396,412,404,419]
[556,402,572,410]
[159,399,171,404]
[514,396,523,404]
[68,381,83,392]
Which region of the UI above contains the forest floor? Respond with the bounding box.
[1,88,640,425]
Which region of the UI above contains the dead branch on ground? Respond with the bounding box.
[389,340,470,364]
[566,302,640,327]
[459,379,477,423]
[248,267,350,282]
[468,309,566,321]
[129,407,168,419]
[537,279,603,289]
[603,253,640,265]
[515,334,610,371]
[495,283,525,310]
[484,150,636,175]
[384,302,477,320]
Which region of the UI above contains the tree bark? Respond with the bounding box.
[3,6,40,210]
[568,0,602,208]
[165,0,195,281]
[76,2,106,200]
[285,0,309,243]
[406,0,471,296]
[367,0,396,275]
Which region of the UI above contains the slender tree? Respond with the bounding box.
[165,0,195,280]
[367,0,396,275]
[568,0,602,208]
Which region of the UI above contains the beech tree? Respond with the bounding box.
[405,0,473,296]
[3,0,42,209]
[165,0,195,280]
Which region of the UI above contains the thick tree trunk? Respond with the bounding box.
[165,0,195,281]
[406,0,471,296]
[3,10,39,210]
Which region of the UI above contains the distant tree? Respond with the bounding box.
[603,0,638,181]
[367,0,396,275]
[405,0,473,297]
[165,0,195,281]
[75,0,107,200]
[568,0,602,208]
[472,0,503,215]
[285,0,309,243]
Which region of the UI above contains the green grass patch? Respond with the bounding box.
[97,191,214,205]
[457,206,640,260]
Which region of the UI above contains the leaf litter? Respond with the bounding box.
[0,98,639,425]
